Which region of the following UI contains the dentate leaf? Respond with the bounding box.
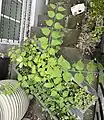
[74,73,84,84]
[54,22,63,29]
[55,83,63,91]
[58,6,66,11]
[32,65,36,73]
[52,31,61,39]
[34,75,42,82]
[51,91,59,97]
[44,83,54,88]
[86,73,94,84]
[21,81,29,88]
[50,4,56,9]
[75,60,84,71]
[18,74,23,81]
[46,19,53,26]
[58,55,71,70]
[63,91,69,98]
[48,11,55,18]
[17,56,23,63]
[56,13,64,20]
[51,67,62,78]
[51,39,63,46]
[48,48,56,55]
[38,37,48,49]
[63,72,73,82]
[54,78,62,84]
[41,28,50,36]
[87,61,96,72]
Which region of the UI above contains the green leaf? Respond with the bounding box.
[56,13,64,20]
[58,55,71,70]
[45,19,53,26]
[21,51,26,57]
[51,90,59,97]
[54,22,63,29]
[28,61,32,67]
[38,37,48,49]
[41,28,50,36]
[50,3,56,9]
[86,73,94,84]
[97,63,103,70]
[34,75,42,82]
[52,31,61,39]
[48,11,55,18]
[28,56,32,61]
[87,61,96,72]
[51,39,63,46]
[74,73,84,84]
[13,83,20,92]
[48,57,57,67]
[18,74,23,81]
[25,89,29,94]
[51,67,62,78]
[63,91,69,98]
[40,53,48,59]
[99,71,104,83]
[32,65,36,73]
[44,83,54,88]
[17,56,23,63]
[28,94,34,100]
[34,55,40,63]
[58,6,66,11]
[15,49,21,54]
[21,81,29,88]
[46,66,53,75]
[55,83,63,91]
[75,60,84,71]
[54,78,61,84]
[48,48,56,55]
[19,62,23,68]
[63,72,73,82]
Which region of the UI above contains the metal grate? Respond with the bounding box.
[0,0,32,45]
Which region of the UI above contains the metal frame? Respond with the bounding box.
[0,0,33,45]
[0,0,2,21]
[0,0,45,45]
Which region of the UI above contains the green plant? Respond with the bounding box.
[8,3,99,120]
[90,0,104,17]
[88,0,104,41]
[0,52,8,57]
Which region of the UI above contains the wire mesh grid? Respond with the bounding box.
[0,0,32,45]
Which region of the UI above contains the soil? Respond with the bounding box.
[23,98,50,120]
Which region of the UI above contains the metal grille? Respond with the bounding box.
[0,0,32,45]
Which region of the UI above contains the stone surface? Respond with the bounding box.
[68,13,85,29]
[0,44,11,53]
[63,29,81,46]
[38,15,48,27]
[30,27,43,38]
[60,47,82,62]
[22,118,30,120]
[24,98,50,120]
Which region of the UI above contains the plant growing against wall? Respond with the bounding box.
[77,0,104,55]
[8,3,100,120]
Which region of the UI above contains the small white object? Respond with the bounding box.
[71,3,85,16]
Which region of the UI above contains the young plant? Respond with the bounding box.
[8,3,100,120]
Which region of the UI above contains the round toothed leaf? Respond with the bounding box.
[48,11,55,18]
[56,13,64,20]
[45,19,53,26]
